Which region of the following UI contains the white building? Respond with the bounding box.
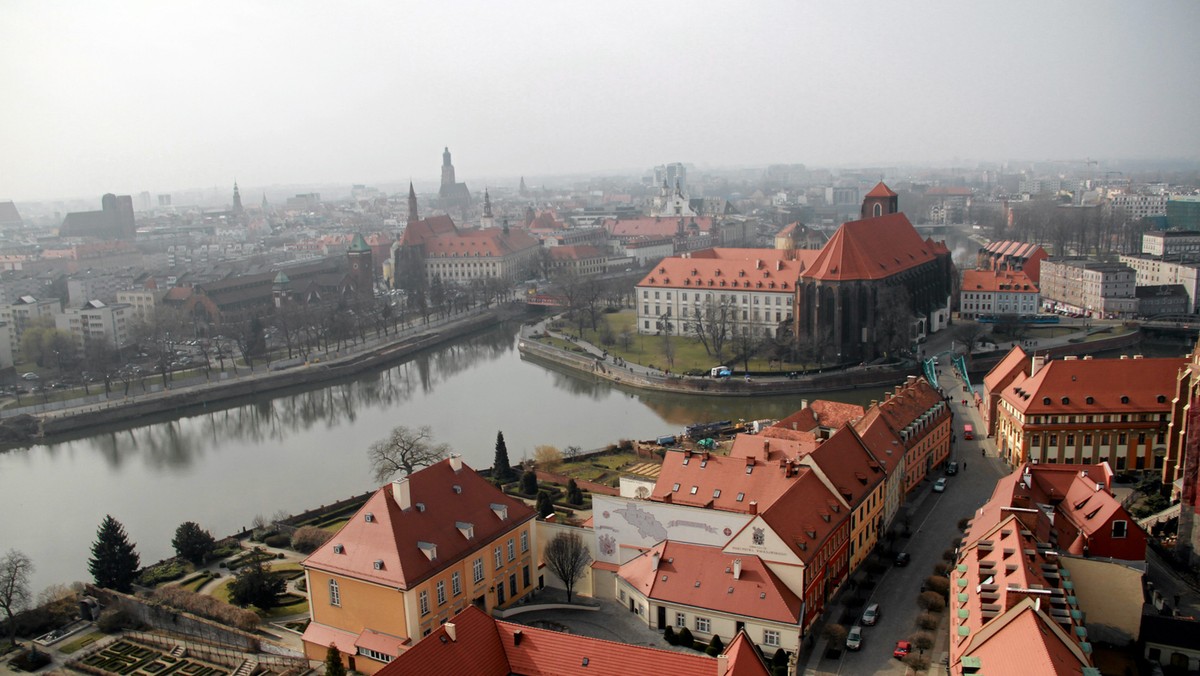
[1142,231,1200,257]
[959,270,1041,319]
[1119,253,1200,313]
[1109,193,1168,223]
[55,300,134,351]
[0,296,62,354]
[117,289,159,322]
[1039,260,1137,318]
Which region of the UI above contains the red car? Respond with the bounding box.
[893,640,911,659]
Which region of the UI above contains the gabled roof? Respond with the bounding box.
[377,604,754,676]
[1001,355,1187,415]
[637,247,816,293]
[800,213,937,281]
[983,346,1029,396]
[954,597,1090,676]
[619,541,802,624]
[303,459,536,589]
[757,469,847,564]
[771,400,866,434]
[961,269,1038,293]
[873,377,945,439]
[652,440,812,513]
[422,227,540,258]
[865,182,897,198]
[400,215,459,247]
[802,425,885,507]
[982,240,1046,260]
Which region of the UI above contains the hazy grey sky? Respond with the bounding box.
[3,1,1198,201]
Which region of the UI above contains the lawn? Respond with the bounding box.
[58,630,105,655]
[210,566,309,617]
[548,310,811,373]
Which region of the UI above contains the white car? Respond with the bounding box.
[933,478,947,493]
[845,625,863,651]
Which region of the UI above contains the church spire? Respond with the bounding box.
[407,181,419,224]
[483,189,493,218]
[232,181,244,214]
[519,176,528,197]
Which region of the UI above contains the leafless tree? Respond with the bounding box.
[543,532,591,603]
[368,425,451,482]
[691,298,734,361]
[874,286,914,360]
[0,549,34,648]
[953,323,989,353]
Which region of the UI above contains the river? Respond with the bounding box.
[1,321,885,595]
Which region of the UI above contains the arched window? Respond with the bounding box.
[873,203,882,217]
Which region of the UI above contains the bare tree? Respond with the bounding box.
[0,549,34,648]
[368,425,451,482]
[543,532,591,603]
[953,322,989,353]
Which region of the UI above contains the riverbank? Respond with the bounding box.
[0,305,520,445]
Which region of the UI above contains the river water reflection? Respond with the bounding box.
[2,321,887,594]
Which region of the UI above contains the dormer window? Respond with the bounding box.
[332,544,344,554]
[364,512,374,523]
[1158,395,1167,403]
[456,521,475,540]
[1061,397,1069,405]
[1121,395,1130,404]
[418,541,437,561]
[1086,396,1094,404]
[490,503,509,520]
[1043,397,1051,405]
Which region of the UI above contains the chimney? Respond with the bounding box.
[749,501,758,515]
[1031,354,1047,373]
[762,439,770,459]
[445,622,457,642]
[449,454,462,472]
[652,551,661,570]
[733,558,742,580]
[801,399,809,409]
[393,478,412,510]
[717,654,730,675]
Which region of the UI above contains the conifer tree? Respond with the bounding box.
[88,515,141,593]
[325,644,346,676]
[494,431,516,482]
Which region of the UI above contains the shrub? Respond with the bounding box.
[521,470,539,496]
[264,533,290,548]
[705,634,724,657]
[677,627,694,649]
[772,648,788,667]
[291,526,333,554]
[9,648,52,671]
[916,611,940,631]
[617,439,635,451]
[917,591,946,613]
[822,623,848,644]
[957,517,971,530]
[138,559,191,587]
[536,491,555,518]
[924,575,951,598]
[663,626,677,645]
[902,653,931,672]
[567,479,584,506]
[152,586,259,632]
[910,631,935,652]
[933,562,950,576]
[534,445,563,471]
[942,548,957,563]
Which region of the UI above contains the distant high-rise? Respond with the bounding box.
[438,147,471,210]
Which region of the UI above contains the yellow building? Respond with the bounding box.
[301,458,537,674]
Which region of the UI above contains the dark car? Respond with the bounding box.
[894,552,911,567]
[946,461,959,475]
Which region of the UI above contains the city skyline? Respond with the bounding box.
[3,1,1199,201]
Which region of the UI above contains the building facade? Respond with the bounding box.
[1142,230,1200,256]
[54,300,134,351]
[1038,260,1137,318]
[959,270,1039,319]
[1118,253,1200,313]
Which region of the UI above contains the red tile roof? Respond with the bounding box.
[619,542,803,625]
[865,182,897,198]
[400,215,458,247]
[638,247,817,292]
[303,459,536,589]
[528,210,566,231]
[771,400,866,433]
[1001,355,1187,415]
[757,469,847,565]
[953,598,1090,676]
[802,426,885,507]
[377,605,743,676]
[873,377,945,440]
[721,632,772,676]
[982,346,1029,397]
[800,213,937,281]
[423,227,539,258]
[653,441,811,513]
[961,269,1038,293]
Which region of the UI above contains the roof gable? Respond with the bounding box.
[801,213,936,281]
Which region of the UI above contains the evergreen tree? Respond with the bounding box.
[325,644,346,676]
[705,633,724,656]
[663,625,677,645]
[521,470,538,496]
[494,431,516,482]
[171,521,216,565]
[228,555,286,610]
[678,627,694,649]
[88,515,141,593]
[536,491,554,518]
[567,479,584,506]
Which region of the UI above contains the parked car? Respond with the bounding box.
[894,552,911,567]
[845,626,863,651]
[861,603,880,626]
[21,372,39,381]
[933,478,947,493]
[946,461,959,476]
[893,640,911,659]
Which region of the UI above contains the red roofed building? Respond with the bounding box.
[635,247,817,338]
[376,605,770,676]
[617,541,803,654]
[770,400,866,439]
[981,346,1030,437]
[1166,339,1200,566]
[977,240,1049,285]
[795,186,954,364]
[301,458,537,673]
[858,376,953,492]
[994,353,1187,469]
[394,212,541,288]
[548,245,606,276]
[960,270,1040,319]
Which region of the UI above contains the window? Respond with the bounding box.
[436,581,446,605]
[473,557,484,583]
[520,530,529,553]
[329,579,341,607]
[508,538,516,562]
[675,612,687,628]
[523,565,530,588]
[1112,520,1128,539]
[419,590,430,615]
[495,546,503,569]
[452,571,462,596]
[357,647,394,664]
[736,492,745,502]
[763,629,781,647]
[695,617,711,633]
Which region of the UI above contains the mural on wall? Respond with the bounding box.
[592,494,752,564]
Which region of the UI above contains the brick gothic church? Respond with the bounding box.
[794,183,954,363]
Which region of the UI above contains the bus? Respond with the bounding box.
[963,424,974,440]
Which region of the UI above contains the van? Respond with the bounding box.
[963,424,974,440]
[711,366,731,378]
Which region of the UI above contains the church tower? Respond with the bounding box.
[232,181,244,215]
[519,176,529,197]
[440,147,456,193]
[861,182,899,219]
[347,233,374,295]
[481,189,495,228]
[407,181,419,224]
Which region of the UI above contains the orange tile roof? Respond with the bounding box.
[802,426,885,507]
[954,599,1090,676]
[961,269,1038,293]
[653,440,812,513]
[423,227,540,258]
[772,400,866,433]
[865,182,898,198]
[983,346,1029,396]
[1001,356,1187,415]
[757,470,847,565]
[800,213,937,281]
[618,541,803,624]
[528,210,566,231]
[851,410,905,474]
[400,215,459,247]
[637,247,817,292]
[721,632,772,676]
[303,459,536,589]
[377,604,739,676]
[874,378,945,439]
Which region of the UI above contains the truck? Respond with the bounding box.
[710,365,732,378]
[655,435,677,447]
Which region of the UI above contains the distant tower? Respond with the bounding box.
[481,189,495,228]
[862,182,899,219]
[347,233,374,294]
[440,147,456,193]
[407,181,419,224]
[272,271,290,308]
[232,182,244,215]
[261,192,270,212]
[519,176,529,197]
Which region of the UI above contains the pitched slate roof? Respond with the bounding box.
[1001,355,1187,415]
[303,459,536,590]
[619,541,803,625]
[799,213,937,281]
[377,604,754,676]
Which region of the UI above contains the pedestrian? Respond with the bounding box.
[963,461,967,471]
[981,448,985,457]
